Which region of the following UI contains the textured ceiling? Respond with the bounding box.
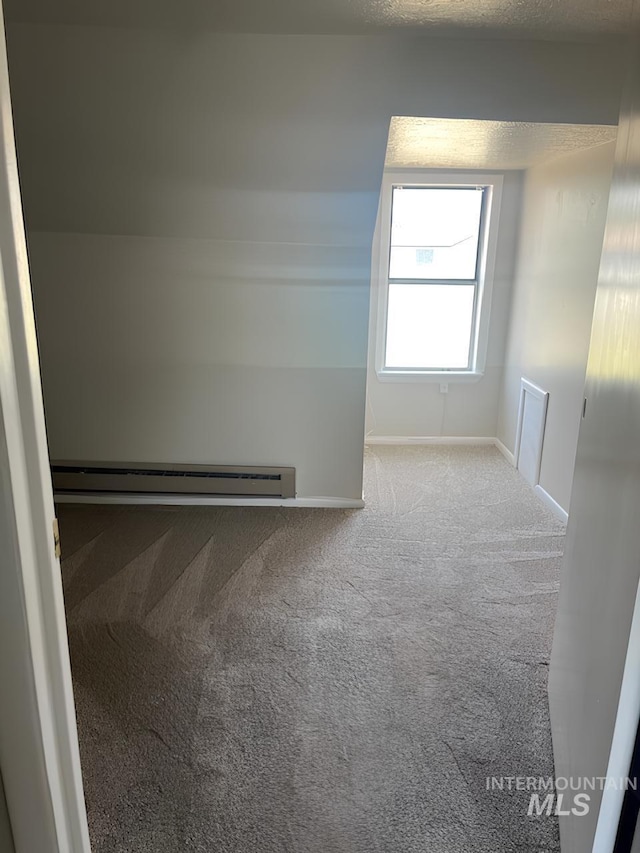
[385,118,618,171]
[2,0,635,38]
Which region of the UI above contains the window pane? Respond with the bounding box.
[385,284,475,369]
[389,187,483,280]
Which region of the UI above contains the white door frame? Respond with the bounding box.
[592,576,640,852]
[0,5,90,851]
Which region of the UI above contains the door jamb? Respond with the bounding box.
[0,5,90,851]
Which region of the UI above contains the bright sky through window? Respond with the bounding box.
[385,186,484,370]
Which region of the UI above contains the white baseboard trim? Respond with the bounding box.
[493,438,516,466]
[365,435,496,446]
[54,493,364,509]
[534,484,568,525]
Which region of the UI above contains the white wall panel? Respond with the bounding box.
[497,141,615,512]
[515,380,548,487]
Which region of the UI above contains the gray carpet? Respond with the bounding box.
[59,446,564,852]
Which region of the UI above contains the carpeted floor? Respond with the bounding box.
[59,446,565,852]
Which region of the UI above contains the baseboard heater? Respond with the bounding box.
[51,461,296,499]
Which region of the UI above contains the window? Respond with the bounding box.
[374,172,502,380]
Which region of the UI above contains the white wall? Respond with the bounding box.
[497,141,615,513]
[365,169,523,439]
[549,43,640,851]
[28,233,369,499]
[5,25,625,499]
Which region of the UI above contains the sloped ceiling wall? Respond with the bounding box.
[8,31,625,238]
[5,26,626,498]
[385,118,617,170]
[2,0,634,38]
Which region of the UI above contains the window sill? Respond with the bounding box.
[375,369,485,384]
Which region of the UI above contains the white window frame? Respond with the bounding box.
[374,170,503,382]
